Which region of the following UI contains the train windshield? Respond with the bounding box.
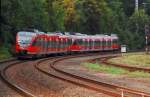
[17,31,36,46]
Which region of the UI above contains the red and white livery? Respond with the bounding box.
[16,30,120,58]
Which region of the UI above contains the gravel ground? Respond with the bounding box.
[4,58,111,97]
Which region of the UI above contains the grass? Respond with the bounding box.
[82,62,150,77]
[109,52,150,67]
[0,46,11,60]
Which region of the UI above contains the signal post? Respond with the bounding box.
[145,25,150,54]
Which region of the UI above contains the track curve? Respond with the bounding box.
[0,60,36,97]
[90,56,150,72]
[35,53,150,97]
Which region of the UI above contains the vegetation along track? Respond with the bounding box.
[90,56,150,72]
[0,59,36,97]
[35,53,150,97]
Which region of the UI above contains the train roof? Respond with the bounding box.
[17,30,118,40]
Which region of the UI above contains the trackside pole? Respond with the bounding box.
[145,36,148,54]
[141,93,144,97]
[121,89,124,97]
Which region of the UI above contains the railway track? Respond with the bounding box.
[89,56,150,72]
[0,58,16,64]
[0,52,149,97]
[0,59,36,97]
[35,53,150,97]
[0,53,101,97]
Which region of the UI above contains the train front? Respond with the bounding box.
[16,31,36,58]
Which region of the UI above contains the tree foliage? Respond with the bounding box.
[1,0,150,51]
[1,0,49,45]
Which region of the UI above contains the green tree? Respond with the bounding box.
[52,0,65,31]
[62,0,80,32]
[1,0,49,46]
[127,9,150,49]
[80,0,102,34]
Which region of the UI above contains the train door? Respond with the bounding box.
[47,37,50,54]
[64,38,67,51]
[108,39,111,50]
[92,40,94,50]
[82,39,85,51]
[87,39,89,50]
[53,37,57,52]
[99,39,102,50]
[89,39,92,50]
[63,38,65,51]
[96,40,99,49]
[38,37,42,54]
[67,38,72,51]
[60,38,63,51]
[57,38,61,52]
[102,38,105,50]
[56,38,59,52]
[106,39,108,50]
[41,37,45,54]
[51,37,54,51]
[49,37,53,53]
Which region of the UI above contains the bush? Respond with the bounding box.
[0,46,11,60]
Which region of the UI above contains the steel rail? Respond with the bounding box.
[51,56,150,97]
[0,58,16,64]
[35,53,130,97]
[52,56,150,97]
[100,56,150,72]
[0,60,36,97]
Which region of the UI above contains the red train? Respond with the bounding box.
[16,30,119,58]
